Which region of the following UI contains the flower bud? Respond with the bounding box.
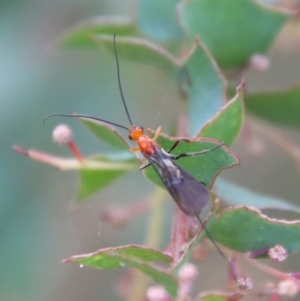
[268,245,288,262]
[146,285,170,301]
[178,263,198,283]
[278,280,298,298]
[52,124,73,145]
[236,276,253,291]
[249,54,270,72]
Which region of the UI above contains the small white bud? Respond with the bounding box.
[146,285,170,301]
[249,54,270,72]
[52,124,73,145]
[178,263,198,283]
[278,280,299,298]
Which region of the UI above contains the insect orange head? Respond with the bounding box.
[128,125,144,141]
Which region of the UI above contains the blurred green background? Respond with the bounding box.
[2,0,300,300]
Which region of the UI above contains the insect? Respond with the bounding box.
[46,34,226,258]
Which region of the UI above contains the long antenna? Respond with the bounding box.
[195,214,227,260]
[43,113,128,131]
[113,34,133,126]
[44,35,133,131]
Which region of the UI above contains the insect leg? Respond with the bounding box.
[173,142,225,160]
[139,160,150,170]
[129,147,140,152]
[196,214,226,260]
[167,140,180,153]
[147,126,162,141]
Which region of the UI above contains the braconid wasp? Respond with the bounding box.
[45,34,227,259]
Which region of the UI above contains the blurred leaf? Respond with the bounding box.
[199,296,225,301]
[178,0,290,70]
[92,34,178,71]
[58,16,137,48]
[144,134,239,189]
[77,156,137,200]
[215,178,300,213]
[200,81,244,146]
[182,39,225,136]
[64,244,177,298]
[246,85,300,127]
[209,206,300,253]
[80,118,130,150]
[197,292,244,301]
[119,259,178,298]
[136,0,183,41]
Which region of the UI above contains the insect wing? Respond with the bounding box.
[163,164,209,217]
[144,146,209,217]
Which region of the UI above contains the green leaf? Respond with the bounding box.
[116,246,173,263]
[181,39,225,136]
[77,156,137,200]
[58,15,137,48]
[199,296,226,301]
[200,81,244,146]
[92,34,178,72]
[119,259,177,298]
[215,178,300,213]
[63,244,177,298]
[136,0,183,41]
[78,169,125,200]
[178,0,290,70]
[246,85,300,127]
[144,134,239,189]
[80,118,130,150]
[197,292,245,301]
[209,206,300,253]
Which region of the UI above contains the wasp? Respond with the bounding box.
[46,35,226,258]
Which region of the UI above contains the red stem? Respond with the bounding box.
[67,141,83,162]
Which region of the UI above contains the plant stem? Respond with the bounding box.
[126,188,166,301]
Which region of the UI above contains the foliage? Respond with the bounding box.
[14,1,300,300]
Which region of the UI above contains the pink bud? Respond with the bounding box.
[268,245,288,262]
[178,263,198,283]
[249,54,270,72]
[52,124,73,145]
[146,286,170,301]
[277,280,298,298]
[236,276,253,291]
